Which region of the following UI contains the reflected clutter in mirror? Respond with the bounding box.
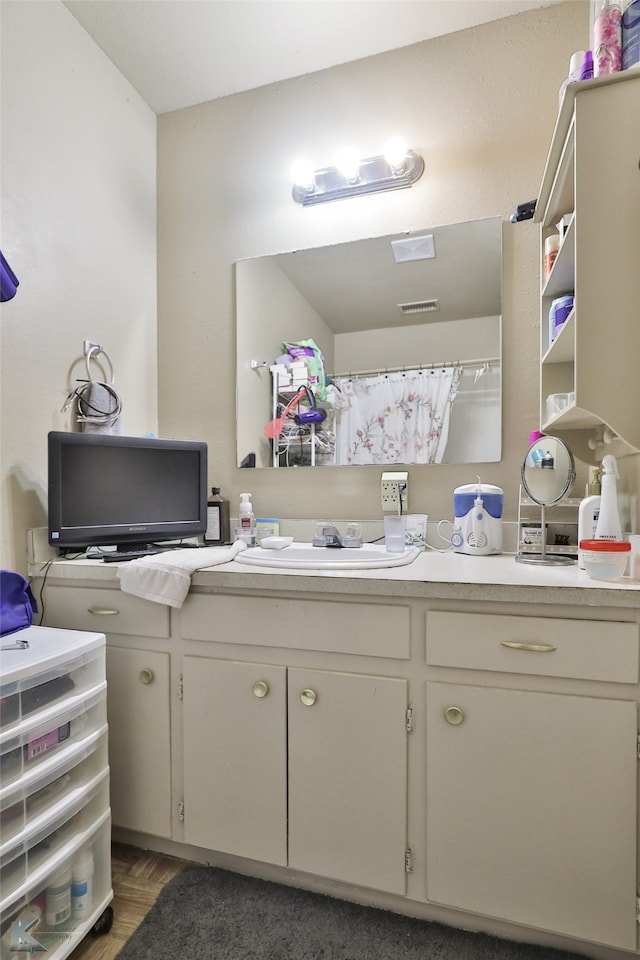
[236,218,502,468]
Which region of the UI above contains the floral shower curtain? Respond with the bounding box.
[332,366,463,465]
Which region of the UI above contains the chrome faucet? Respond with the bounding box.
[312,525,362,549]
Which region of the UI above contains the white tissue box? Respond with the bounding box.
[405,514,428,549]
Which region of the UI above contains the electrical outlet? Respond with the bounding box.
[381,471,409,513]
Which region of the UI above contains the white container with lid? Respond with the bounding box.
[580,539,630,580]
[46,864,72,926]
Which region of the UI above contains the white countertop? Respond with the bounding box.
[32,548,640,609]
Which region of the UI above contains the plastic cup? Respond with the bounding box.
[384,515,407,553]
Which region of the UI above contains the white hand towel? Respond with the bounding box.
[118,541,247,608]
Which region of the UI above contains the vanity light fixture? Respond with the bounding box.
[292,139,424,206]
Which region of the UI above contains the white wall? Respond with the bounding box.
[157,1,597,525]
[0,1,157,572]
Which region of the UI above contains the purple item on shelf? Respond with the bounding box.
[622,0,640,69]
[549,295,574,343]
[580,50,594,79]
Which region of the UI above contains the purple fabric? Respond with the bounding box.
[0,250,19,302]
[0,571,37,636]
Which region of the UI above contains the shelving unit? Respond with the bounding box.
[270,366,334,468]
[1,626,112,957]
[534,71,640,463]
[517,486,579,558]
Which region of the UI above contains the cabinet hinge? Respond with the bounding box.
[405,704,414,734]
[636,896,640,924]
[405,848,413,873]
[178,674,184,701]
[636,734,640,760]
[178,800,185,822]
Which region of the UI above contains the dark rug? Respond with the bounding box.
[114,866,587,960]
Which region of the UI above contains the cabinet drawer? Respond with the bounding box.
[45,586,169,639]
[182,594,410,659]
[426,611,638,683]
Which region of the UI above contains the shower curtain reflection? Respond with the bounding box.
[332,366,463,465]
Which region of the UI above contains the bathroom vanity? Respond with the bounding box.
[33,552,640,960]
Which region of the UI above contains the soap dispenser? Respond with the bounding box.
[594,455,622,541]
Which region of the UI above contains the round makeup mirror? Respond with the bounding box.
[516,436,576,566]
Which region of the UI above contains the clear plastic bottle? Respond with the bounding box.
[46,864,72,926]
[593,0,622,75]
[239,493,255,545]
[71,847,94,920]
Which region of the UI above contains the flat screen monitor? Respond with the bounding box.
[48,432,207,553]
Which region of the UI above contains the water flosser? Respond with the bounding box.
[594,455,622,540]
[470,477,489,552]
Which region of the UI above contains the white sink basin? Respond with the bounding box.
[235,541,421,570]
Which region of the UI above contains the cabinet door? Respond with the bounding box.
[288,668,408,894]
[426,682,637,950]
[106,646,171,838]
[182,657,287,865]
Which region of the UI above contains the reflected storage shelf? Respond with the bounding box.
[270,366,334,468]
[534,71,640,461]
[0,626,112,958]
[517,486,579,558]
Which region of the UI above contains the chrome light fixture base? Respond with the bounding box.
[292,150,424,206]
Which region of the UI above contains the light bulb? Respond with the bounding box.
[384,136,409,172]
[291,159,315,191]
[336,149,361,183]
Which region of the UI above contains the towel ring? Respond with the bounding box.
[85,345,115,384]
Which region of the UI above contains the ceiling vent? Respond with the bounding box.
[398,299,439,315]
[391,234,435,263]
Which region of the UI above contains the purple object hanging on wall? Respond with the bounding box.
[0,251,19,302]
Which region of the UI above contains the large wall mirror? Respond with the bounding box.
[236,217,502,468]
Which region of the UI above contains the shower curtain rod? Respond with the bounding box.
[329,356,500,381]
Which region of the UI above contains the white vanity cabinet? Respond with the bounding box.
[425,611,639,951]
[180,593,411,895]
[36,563,640,960]
[42,586,173,839]
[535,72,640,459]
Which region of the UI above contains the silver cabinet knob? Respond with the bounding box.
[300,688,317,707]
[139,668,154,685]
[445,705,464,726]
[88,607,120,616]
[252,680,269,698]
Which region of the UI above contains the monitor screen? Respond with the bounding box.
[48,432,207,552]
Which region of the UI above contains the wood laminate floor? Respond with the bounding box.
[69,843,188,960]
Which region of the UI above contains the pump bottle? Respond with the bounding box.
[594,454,622,540]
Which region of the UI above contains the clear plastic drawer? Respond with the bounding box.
[0,691,107,792]
[1,815,111,956]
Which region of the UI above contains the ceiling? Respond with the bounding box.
[62,0,562,114]
[268,218,503,334]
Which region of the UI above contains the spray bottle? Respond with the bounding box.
[594,455,622,540]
